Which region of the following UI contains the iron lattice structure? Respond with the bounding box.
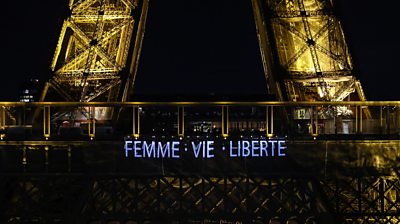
[2,175,400,223]
[252,0,367,102]
[7,0,397,223]
[42,0,148,103]
[0,176,337,223]
[0,139,399,223]
[43,0,368,104]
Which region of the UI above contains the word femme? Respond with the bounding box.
[124,140,287,159]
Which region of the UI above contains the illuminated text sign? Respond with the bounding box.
[124,140,287,159]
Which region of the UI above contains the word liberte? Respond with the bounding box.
[125,139,287,159]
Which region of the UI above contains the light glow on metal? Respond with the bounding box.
[254,0,367,102]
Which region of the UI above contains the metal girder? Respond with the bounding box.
[62,21,118,73]
[275,18,347,70]
[49,80,75,102]
[283,17,337,70]
[271,0,286,11]
[269,0,332,18]
[355,80,372,119]
[3,174,400,223]
[1,175,338,223]
[65,17,131,68]
[254,0,367,102]
[271,9,330,18]
[321,177,400,223]
[251,0,278,97]
[290,71,352,79]
[44,0,145,105]
[120,0,149,102]
[51,21,68,71]
[314,44,349,70]
[54,73,120,81]
[0,139,399,222]
[84,79,121,101]
[296,0,328,100]
[72,14,132,22]
[72,0,99,15]
[332,78,355,101]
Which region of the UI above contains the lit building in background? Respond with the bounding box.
[19,78,40,102]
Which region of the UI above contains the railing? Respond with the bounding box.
[0,101,399,140]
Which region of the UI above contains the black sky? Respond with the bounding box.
[134,0,266,96]
[1,0,399,100]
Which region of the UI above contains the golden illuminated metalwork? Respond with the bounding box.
[43,0,149,103]
[221,106,229,138]
[177,106,185,137]
[132,106,140,138]
[266,106,274,137]
[45,0,367,105]
[252,0,367,103]
[0,107,6,140]
[3,1,399,223]
[0,101,399,223]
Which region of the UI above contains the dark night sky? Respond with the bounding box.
[1,0,398,101]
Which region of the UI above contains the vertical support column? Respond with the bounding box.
[0,106,5,140]
[22,146,27,168]
[379,178,385,213]
[360,106,363,134]
[132,106,140,138]
[380,106,383,133]
[266,106,274,138]
[358,106,363,134]
[221,106,229,138]
[88,107,96,139]
[68,146,72,173]
[355,105,363,134]
[310,106,318,137]
[44,146,49,172]
[355,105,358,133]
[43,106,51,140]
[385,106,390,135]
[397,108,400,135]
[178,106,184,138]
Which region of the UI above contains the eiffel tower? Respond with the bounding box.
[40,0,147,103]
[1,0,399,223]
[39,0,368,105]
